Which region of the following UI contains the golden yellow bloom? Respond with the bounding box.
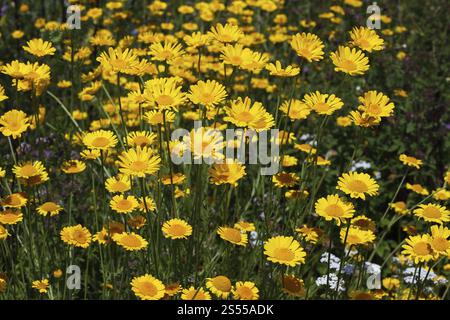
[357,91,394,120]
[406,183,429,196]
[217,226,248,246]
[113,232,148,251]
[149,40,185,63]
[315,194,355,225]
[117,147,161,177]
[181,286,211,300]
[127,131,157,148]
[0,109,31,139]
[208,160,246,186]
[264,236,306,267]
[13,161,49,185]
[144,77,186,110]
[220,44,254,68]
[340,226,375,246]
[0,225,10,240]
[349,27,384,52]
[162,218,192,239]
[402,234,438,264]
[399,154,422,169]
[303,91,344,115]
[32,279,49,294]
[290,33,325,62]
[110,195,139,214]
[62,160,86,174]
[224,97,274,131]
[234,221,255,232]
[37,201,63,217]
[330,46,369,76]
[83,130,118,150]
[337,172,379,200]
[209,23,244,43]
[296,225,321,244]
[430,225,450,256]
[266,61,300,77]
[414,203,449,225]
[233,281,259,300]
[188,80,227,108]
[0,209,23,225]
[105,175,131,193]
[131,274,165,300]
[280,99,311,120]
[97,47,141,75]
[60,225,92,248]
[390,201,409,215]
[1,193,27,208]
[0,85,8,102]
[23,38,56,57]
[206,275,233,298]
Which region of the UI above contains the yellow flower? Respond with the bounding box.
[183,127,225,161]
[233,281,259,300]
[337,172,379,200]
[110,195,139,214]
[357,91,395,120]
[340,226,375,246]
[0,85,8,102]
[117,147,161,177]
[402,234,438,264]
[1,193,27,208]
[0,210,23,225]
[61,160,86,174]
[330,46,369,76]
[266,61,300,77]
[264,236,306,267]
[60,225,92,248]
[144,110,176,126]
[206,275,233,298]
[162,219,192,239]
[234,221,255,232]
[272,172,300,188]
[399,154,422,169]
[349,27,384,52]
[414,203,449,225]
[37,202,63,217]
[208,160,246,186]
[433,188,450,201]
[188,80,227,108]
[280,99,311,120]
[296,225,321,244]
[143,77,186,110]
[209,23,244,43]
[184,31,210,48]
[290,33,325,62]
[23,38,56,57]
[32,279,49,294]
[131,274,165,300]
[382,278,400,291]
[217,226,248,246]
[127,131,157,148]
[406,183,429,196]
[303,91,344,115]
[13,161,49,186]
[224,97,274,131]
[83,130,118,150]
[181,286,211,300]
[113,232,148,251]
[0,225,9,240]
[430,225,450,256]
[220,44,254,68]
[0,109,31,139]
[149,40,185,63]
[97,47,141,75]
[390,201,409,215]
[105,175,131,193]
[315,194,355,225]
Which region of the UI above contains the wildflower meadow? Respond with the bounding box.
[0,0,449,302]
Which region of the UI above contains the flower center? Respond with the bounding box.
[348,180,368,193]
[237,286,253,299]
[168,224,187,236]
[224,229,242,243]
[432,237,449,252]
[91,136,110,148]
[422,207,441,219]
[20,164,38,177]
[341,59,357,72]
[211,276,232,292]
[156,94,174,106]
[324,204,344,217]
[274,248,295,261]
[140,282,157,297]
[130,161,147,172]
[413,241,433,256]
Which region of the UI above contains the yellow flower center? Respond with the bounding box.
[314,102,330,112]
[129,161,147,172]
[413,241,433,256]
[229,56,243,65]
[156,94,174,106]
[40,202,59,212]
[91,136,111,148]
[324,204,344,217]
[366,103,382,115]
[223,228,242,243]
[120,234,142,248]
[167,224,187,237]
[348,180,369,193]
[20,164,38,177]
[117,199,133,211]
[139,281,157,297]
[201,92,214,104]
[341,59,357,72]
[422,207,441,219]
[273,247,295,262]
[72,230,88,243]
[236,286,253,299]
[347,234,362,245]
[132,136,150,147]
